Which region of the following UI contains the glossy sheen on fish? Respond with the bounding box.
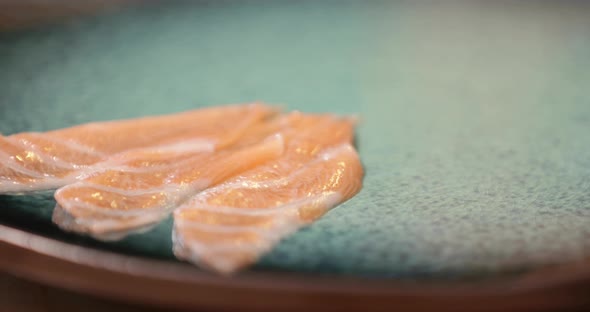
[0,103,276,193]
[53,132,286,240]
[172,114,363,273]
[50,113,325,240]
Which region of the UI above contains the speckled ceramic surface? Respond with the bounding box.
[0,1,589,278]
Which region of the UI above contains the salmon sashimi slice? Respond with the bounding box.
[52,131,286,241]
[51,113,331,240]
[0,103,277,194]
[172,115,363,273]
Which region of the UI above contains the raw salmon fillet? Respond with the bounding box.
[53,130,286,240]
[51,113,330,240]
[51,113,301,240]
[173,113,363,273]
[2,103,364,274]
[0,103,276,193]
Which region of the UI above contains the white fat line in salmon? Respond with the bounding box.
[23,133,108,157]
[54,201,172,217]
[78,139,217,172]
[7,137,91,170]
[122,138,216,154]
[53,203,163,225]
[55,179,211,217]
[92,140,220,171]
[177,192,342,217]
[52,204,166,241]
[63,182,188,197]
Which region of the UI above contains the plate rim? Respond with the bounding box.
[1,224,590,311]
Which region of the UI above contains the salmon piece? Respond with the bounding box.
[52,131,286,241]
[0,103,277,193]
[172,115,363,274]
[51,113,332,240]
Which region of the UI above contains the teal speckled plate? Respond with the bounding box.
[1,1,590,310]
